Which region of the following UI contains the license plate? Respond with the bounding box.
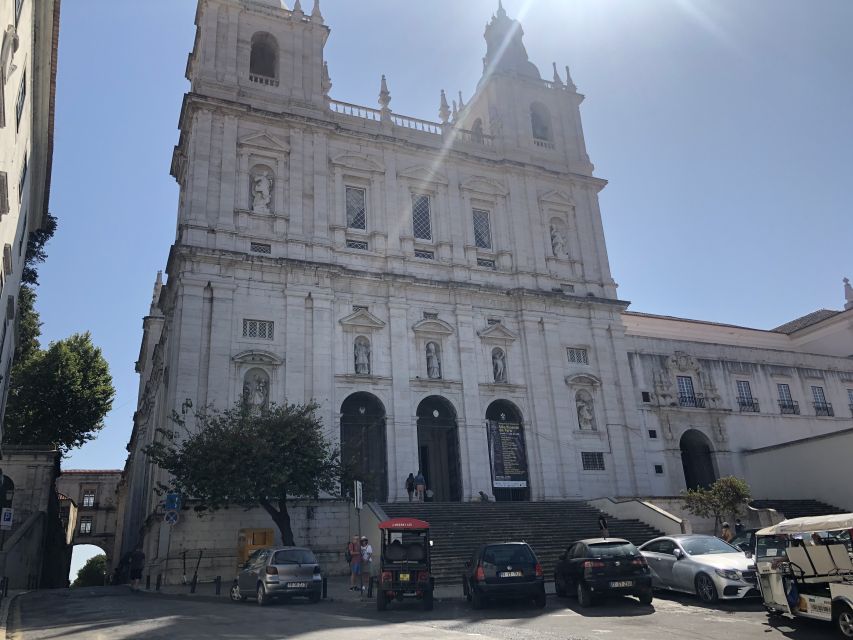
[287,582,307,589]
[399,573,410,582]
[500,571,523,578]
[610,580,633,588]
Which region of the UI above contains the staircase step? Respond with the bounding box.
[750,499,846,521]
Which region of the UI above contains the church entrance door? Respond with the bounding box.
[416,396,462,502]
[340,393,387,502]
[680,429,717,490]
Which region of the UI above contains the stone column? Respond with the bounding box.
[205,283,236,406]
[311,291,335,438]
[217,116,238,233]
[456,306,489,500]
[542,317,578,497]
[285,291,308,402]
[387,300,413,502]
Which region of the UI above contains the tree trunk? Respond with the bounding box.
[259,496,295,546]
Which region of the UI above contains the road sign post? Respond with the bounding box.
[353,480,363,511]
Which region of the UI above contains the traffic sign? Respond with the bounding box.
[164,510,179,525]
[1,508,13,530]
[354,480,363,511]
[165,492,182,511]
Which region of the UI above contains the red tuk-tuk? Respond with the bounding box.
[376,517,434,611]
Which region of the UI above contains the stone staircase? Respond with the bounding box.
[750,499,846,520]
[380,501,663,585]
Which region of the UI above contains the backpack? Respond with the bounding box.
[345,545,352,563]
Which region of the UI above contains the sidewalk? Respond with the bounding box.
[0,591,24,640]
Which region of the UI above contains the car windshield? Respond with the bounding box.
[482,544,535,566]
[587,542,638,558]
[756,535,789,560]
[681,537,738,556]
[273,549,316,565]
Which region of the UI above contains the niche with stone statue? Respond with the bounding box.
[575,389,597,431]
[243,367,270,411]
[250,164,275,214]
[354,336,371,376]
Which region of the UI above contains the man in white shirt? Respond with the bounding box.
[360,536,374,590]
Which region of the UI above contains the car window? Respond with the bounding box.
[587,542,639,558]
[273,549,317,565]
[482,544,536,566]
[681,537,738,556]
[572,544,587,559]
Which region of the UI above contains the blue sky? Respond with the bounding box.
[41,0,852,472]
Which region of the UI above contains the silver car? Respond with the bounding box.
[230,547,323,605]
[639,534,759,603]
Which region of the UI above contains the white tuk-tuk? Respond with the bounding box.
[755,513,853,637]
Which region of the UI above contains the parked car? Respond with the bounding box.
[639,534,759,604]
[553,538,653,607]
[462,542,546,609]
[230,547,322,605]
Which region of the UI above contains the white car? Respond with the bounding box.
[639,534,759,603]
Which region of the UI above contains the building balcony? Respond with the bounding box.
[814,401,834,417]
[737,397,760,413]
[678,393,705,408]
[249,73,279,87]
[778,400,800,415]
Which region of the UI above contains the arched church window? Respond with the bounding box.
[530,102,552,141]
[250,33,278,79]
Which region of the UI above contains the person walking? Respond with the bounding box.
[129,545,146,591]
[414,470,426,502]
[347,535,361,591]
[598,514,609,538]
[405,473,415,502]
[734,518,744,535]
[720,522,734,543]
[360,536,374,591]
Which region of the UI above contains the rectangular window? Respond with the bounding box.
[79,517,92,534]
[82,492,95,508]
[581,452,605,471]
[414,249,434,260]
[648,429,657,439]
[345,186,366,230]
[15,72,26,130]
[677,375,703,407]
[412,194,432,241]
[812,385,833,416]
[487,318,501,326]
[0,173,8,214]
[242,319,274,340]
[250,242,271,254]
[641,391,652,403]
[654,464,664,475]
[472,209,492,249]
[736,380,758,412]
[811,385,826,404]
[345,239,369,251]
[18,153,27,202]
[848,389,853,412]
[777,383,793,403]
[476,258,496,270]
[423,312,438,320]
[567,347,588,365]
[777,383,799,414]
[352,305,368,312]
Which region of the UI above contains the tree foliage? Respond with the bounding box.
[72,553,107,588]
[3,332,114,453]
[144,401,341,546]
[22,213,57,287]
[682,476,752,528]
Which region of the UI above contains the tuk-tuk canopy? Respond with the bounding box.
[378,517,430,530]
[756,513,853,536]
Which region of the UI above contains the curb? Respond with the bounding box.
[0,591,25,640]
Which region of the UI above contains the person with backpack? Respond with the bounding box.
[405,473,415,502]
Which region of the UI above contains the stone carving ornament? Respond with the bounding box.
[426,342,442,379]
[576,389,596,430]
[549,223,568,258]
[251,169,273,213]
[354,337,371,375]
[492,348,507,383]
[243,368,270,411]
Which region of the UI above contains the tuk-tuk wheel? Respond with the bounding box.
[423,589,434,611]
[836,603,853,638]
[376,588,387,612]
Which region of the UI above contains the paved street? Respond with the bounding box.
[9,585,832,640]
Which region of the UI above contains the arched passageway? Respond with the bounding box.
[680,429,717,490]
[340,392,388,502]
[416,396,462,502]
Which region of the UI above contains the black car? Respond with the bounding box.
[462,542,546,609]
[554,538,653,607]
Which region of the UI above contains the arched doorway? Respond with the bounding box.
[486,400,530,502]
[416,396,462,502]
[680,429,717,490]
[341,392,388,502]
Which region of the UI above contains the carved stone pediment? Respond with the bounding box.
[412,318,455,336]
[477,322,518,342]
[668,351,700,375]
[339,309,386,331]
[565,373,601,387]
[460,176,508,196]
[238,132,290,153]
[539,189,574,208]
[232,349,283,365]
[331,153,385,174]
[398,165,448,186]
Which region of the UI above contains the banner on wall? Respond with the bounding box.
[488,421,528,488]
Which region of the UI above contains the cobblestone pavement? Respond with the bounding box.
[9,585,831,639]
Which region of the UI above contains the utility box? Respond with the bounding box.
[237,528,274,565]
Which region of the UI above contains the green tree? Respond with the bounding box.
[682,476,751,529]
[72,554,107,587]
[3,332,114,453]
[144,402,340,546]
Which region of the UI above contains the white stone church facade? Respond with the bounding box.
[119,0,853,574]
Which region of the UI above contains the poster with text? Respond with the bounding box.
[488,421,528,488]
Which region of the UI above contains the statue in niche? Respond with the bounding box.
[426,342,442,379]
[243,369,270,412]
[492,348,507,383]
[251,169,273,213]
[550,223,568,258]
[576,390,596,430]
[354,337,371,376]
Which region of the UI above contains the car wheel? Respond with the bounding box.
[472,588,485,610]
[256,584,268,606]
[554,573,566,598]
[376,588,387,612]
[423,588,434,611]
[577,581,593,608]
[534,589,547,609]
[695,573,718,604]
[837,603,853,638]
[637,588,653,606]
[229,583,245,602]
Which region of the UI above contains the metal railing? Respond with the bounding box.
[778,400,800,415]
[737,397,760,413]
[814,401,834,417]
[678,394,705,408]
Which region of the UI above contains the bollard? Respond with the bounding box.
[214,576,221,596]
[322,575,327,599]
[190,573,198,594]
[146,575,151,590]
[156,574,162,591]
